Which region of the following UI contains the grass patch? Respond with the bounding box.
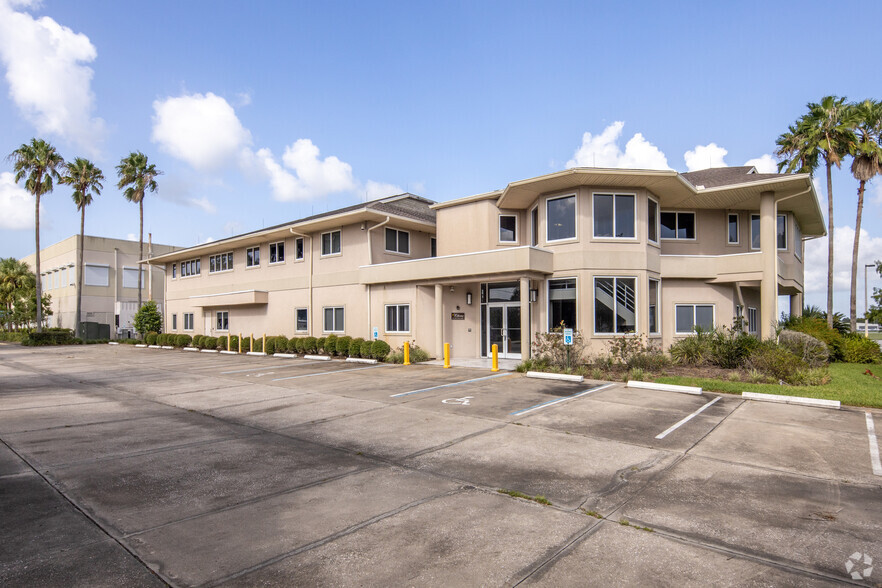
[618,518,653,532]
[580,508,603,519]
[655,363,882,408]
[497,489,552,505]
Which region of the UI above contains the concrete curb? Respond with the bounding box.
[135,344,147,348]
[220,350,238,355]
[147,345,161,349]
[346,357,378,364]
[183,347,199,351]
[526,371,584,383]
[161,346,174,350]
[303,354,331,361]
[742,391,840,410]
[108,342,119,345]
[627,381,702,395]
[246,351,267,356]
[200,349,219,354]
[274,353,297,358]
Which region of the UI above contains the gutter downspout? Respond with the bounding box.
[365,217,391,340]
[770,185,814,316]
[114,248,119,335]
[289,228,312,336]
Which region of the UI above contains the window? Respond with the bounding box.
[748,307,758,334]
[385,304,410,333]
[547,195,576,241]
[548,278,576,330]
[594,277,637,334]
[295,308,308,332]
[270,241,285,264]
[648,198,659,243]
[209,252,234,273]
[84,264,109,287]
[660,211,695,240]
[648,279,659,334]
[246,246,260,267]
[321,231,341,256]
[172,263,176,279]
[183,313,194,331]
[60,268,67,287]
[172,314,177,330]
[594,194,635,239]
[385,228,409,254]
[531,206,539,246]
[216,311,229,331]
[728,213,739,244]
[777,214,787,250]
[430,237,437,257]
[181,258,201,277]
[750,214,761,250]
[675,304,715,334]
[794,221,802,260]
[122,267,145,289]
[54,271,60,289]
[499,215,517,243]
[69,268,75,286]
[323,306,344,332]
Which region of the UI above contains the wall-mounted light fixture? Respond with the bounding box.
[529,289,538,302]
[450,286,455,293]
[466,292,473,305]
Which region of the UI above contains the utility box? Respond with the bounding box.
[80,321,111,340]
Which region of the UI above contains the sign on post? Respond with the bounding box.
[563,328,574,346]
[372,327,379,341]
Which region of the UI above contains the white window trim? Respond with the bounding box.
[322,306,345,333]
[269,241,286,265]
[674,303,716,335]
[384,228,411,256]
[545,193,578,243]
[293,237,305,262]
[660,210,697,241]
[648,278,661,335]
[529,204,539,247]
[647,196,660,245]
[727,213,740,245]
[180,258,201,278]
[83,263,110,287]
[546,276,578,332]
[321,230,342,257]
[592,275,639,336]
[592,192,638,241]
[295,307,308,333]
[183,312,195,332]
[750,214,761,251]
[171,263,177,280]
[215,310,230,332]
[430,236,437,257]
[209,252,234,274]
[245,246,261,269]
[384,303,411,334]
[794,221,803,261]
[121,266,146,289]
[172,313,177,331]
[498,214,518,244]
[747,307,758,334]
[777,214,788,251]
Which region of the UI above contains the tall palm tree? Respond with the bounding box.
[848,99,882,331]
[776,120,819,175]
[7,138,63,332]
[0,257,35,330]
[61,158,104,338]
[116,152,161,311]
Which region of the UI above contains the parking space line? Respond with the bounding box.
[389,373,510,398]
[271,364,389,381]
[655,396,721,440]
[510,383,615,416]
[866,412,882,476]
[221,361,323,374]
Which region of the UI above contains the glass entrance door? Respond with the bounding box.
[487,304,521,359]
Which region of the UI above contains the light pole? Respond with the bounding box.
[866,263,876,337]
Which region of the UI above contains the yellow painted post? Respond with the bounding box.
[250,333,254,353]
[491,344,499,372]
[227,334,231,352]
[404,341,410,365]
[262,333,266,354]
[238,333,242,354]
[443,343,451,368]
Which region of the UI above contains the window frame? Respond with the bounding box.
[180,258,201,278]
[269,241,285,264]
[183,312,194,331]
[727,213,740,245]
[660,210,697,241]
[172,313,177,331]
[793,220,802,261]
[322,306,345,333]
[593,276,638,335]
[384,303,411,334]
[530,204,539,246]
[777,214,788,251]
[295,308,308,333]
[546,277,578,332]
[209,252,234,274]
[648,278,660,335]
[215,310,229,332]
[592,192,637,240]
[172,263,177,279]
[245,246,260,268]
[294,237,305,261]
[430,237,437,257]
[674,304,715,335]
[546,194,577,243]
[647,197,659,244]
[498,214,518,244]
[750,214,761,250]
[384,228,411,255]
[321,230,342,257]
[83,263,110,287]
[122,266,146,289]
[747,307,758,334]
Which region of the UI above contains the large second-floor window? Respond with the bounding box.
[794,221,802,260]
[648,198,659,243]
[728,213,739,244]
[322,231,341,256]
[499,215,517,243]
[181,259,200,277]
[84,264,109,287]
[294,237,304,260]
[385,228,410,254]
[595,277,636,334]
[122,267,145,289]
[270,241,285,263]
[661,211,695,240]
[777,214,787,250]
[209,252,233,273]
[246,246,260,267]
[547,195,576,242]
[594,194,635,239]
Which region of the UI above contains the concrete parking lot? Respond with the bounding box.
[1,344,881,587]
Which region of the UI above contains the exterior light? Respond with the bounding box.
[466,292,472,305]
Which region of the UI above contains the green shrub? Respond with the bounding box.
[387,342,431,363]
[288,337,300,353]
[302,336,317,354]
[532,325,586,369]
[335,336,352,356]
[145,332,158,345]
[192,334,204,348]
[315,337,326,354]
[133,300,162,336]
[264,337,276,355]
[371,339,391,361]
[275,336,289,353]
[240,336,252,352]
[669,329,713,365]
[785,316,844,361]
[746,342,810,385]
[360,339,373,357]
[841,334,882,363]
[778,330,829,367]
[0,331,26,342]
[324,334,338,355]
[349,337,365,357]
[22,328,76,346]
[175,334,191,347]
[708,327,760,369]
[205,336,218,349]
[252,337,263,352]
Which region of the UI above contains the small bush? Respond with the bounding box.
[192,335,204,348]
[264,337,277,355]
[145,332,158,345]
[841,334,882,363]
[371,339,391,361]
[669,329,713,365]
[532,324,586,370]
[349,337,365,357]
[778,330,829,367]
[204,336,218,349]
[387,342,430,364]
[22,328,76,346]
[335,336,352,356]
[175,334,191,347]
[302,336,317,354]
[0,331,26,342]
[289,337,301,353]
[360,339,373,357]
[746,342,810,385]
[785,316,844,361]
[252,337,263,353]
[315,337,326,354]
[324,334,338,355]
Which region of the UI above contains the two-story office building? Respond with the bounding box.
[148,167,824,359]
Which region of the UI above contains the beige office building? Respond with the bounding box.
[149,167,824,359]
[23,236,179,337]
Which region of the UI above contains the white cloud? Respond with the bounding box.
[803,225,882,315]
[187,196,216,214]
[363,180,403,200]
[566,122,670,170]
[744,154,777,173]
[201,236,214,244]
[0,0,105,153]
[0,171,36,230]
[223,221,242,236]
[151,92,252,171]
[684,143,728,171]
[126,233,137,241]
[249,139,357,202]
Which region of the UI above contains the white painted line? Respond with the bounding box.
[390,373,510,398]
[271,364,387,381]
[526,371,583,383]
[627,380,702,395]
[510,383,615,416]
[655,397,722,439]
[866,412,882,476]
[303,354,331,361]
[220,360,324,374]
[346,357,377,364]
[246,351,267,356]
[742,391,840,409]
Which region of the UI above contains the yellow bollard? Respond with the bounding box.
[238,333,242,354]
[227,333,231,352]
[404,341,410,365]
[443,343,451,368]
[263,333,266,354]
[491,344,499,372]
[250,333,254,353]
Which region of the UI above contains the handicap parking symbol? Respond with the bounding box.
[442,396,473,406]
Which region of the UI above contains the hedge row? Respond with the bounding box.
[144,333,393,360]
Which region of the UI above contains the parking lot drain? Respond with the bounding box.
[526,371,583,383]
[627,381,702,395]
[742,391,840,409]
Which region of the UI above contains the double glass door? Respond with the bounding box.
[488,304,521,359]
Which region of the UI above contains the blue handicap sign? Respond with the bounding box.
[372,327,379,341]
[563,328,574,346]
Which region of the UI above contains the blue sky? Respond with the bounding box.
[1,0,880,314]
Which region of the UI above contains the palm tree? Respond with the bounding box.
[848,99,882,331]
[61,158,104,338]
[116,152,161,311]
[775,120,818,174]
[0,257,35,330]
[7,138,63,332]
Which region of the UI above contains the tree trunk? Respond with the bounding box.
[75,209,85,338]
[849,181,866,332]
[138,199,143,313]
[826,159,834,329]
[34,185,42,333]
